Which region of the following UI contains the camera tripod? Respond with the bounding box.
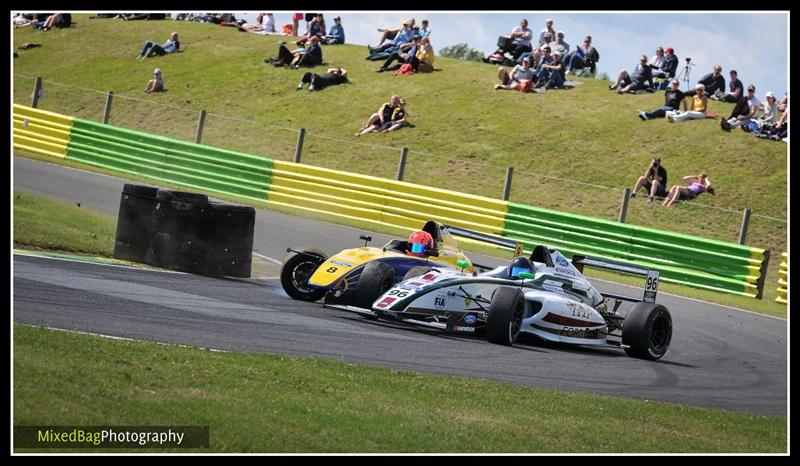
[676,59,695,91]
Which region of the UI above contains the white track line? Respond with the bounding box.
[252,252,282,264]
[15,323,231,352]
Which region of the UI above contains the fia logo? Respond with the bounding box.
[434,295,446,309]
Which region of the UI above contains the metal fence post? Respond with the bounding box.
[194,110,207,144]
[502,166,514,201]
[293,128,305,163]
[102,91,114,124]
[755,249,770,300]
[396,147,408,181]
[619,188,631,223]
[738,208,751,245]
[31,77,43,108]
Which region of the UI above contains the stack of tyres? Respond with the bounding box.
[113,184,255,277]
[113,184,160,263]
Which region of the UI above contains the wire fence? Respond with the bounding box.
[13,75,787,254]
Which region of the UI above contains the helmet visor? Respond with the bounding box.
[511,266,532,277]
[410,242,427,254]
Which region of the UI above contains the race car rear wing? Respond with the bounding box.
[571,254,660,303]
[442,225,524,257]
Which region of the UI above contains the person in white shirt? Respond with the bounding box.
[509,18,533,60]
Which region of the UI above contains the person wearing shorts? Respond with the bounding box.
[631,157,668,202]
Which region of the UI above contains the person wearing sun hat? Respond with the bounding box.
[754,91,779,129]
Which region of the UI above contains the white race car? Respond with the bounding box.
[365,245,671,360]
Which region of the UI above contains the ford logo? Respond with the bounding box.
[464,315,477,325]
[556,255,569,267]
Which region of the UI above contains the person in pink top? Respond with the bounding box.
[663,173,715,206]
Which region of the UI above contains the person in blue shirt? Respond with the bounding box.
[140,32,180,59]
[323,16,345,44]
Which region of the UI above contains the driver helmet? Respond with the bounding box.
[508,256,534,279]
[407,230,434,257]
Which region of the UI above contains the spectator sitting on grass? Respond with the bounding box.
[144,68,164,93]
[415,37,435,73]
[356,95,401,136]
[698,65,725,98]
[269,36,323,68]
[418,19,431,38]
[666,83,707,122]
[508,18,534,60]
[754,91,779,129]
[564,35,599,75]
[378,35,419,72]
[535,51,565,90]
[639,79,685,120]
[720,84,760,131]
[373,19,413,49]
[631,157,668,203]
[379,100,408,133]
[616,55,654,94]
[609,69,631,91]
[494,57,534,92]
[322,16,345,44]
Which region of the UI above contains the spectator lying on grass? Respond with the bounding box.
[663,173,715,207]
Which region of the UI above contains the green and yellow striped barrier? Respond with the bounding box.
[776,252,787,304]
[12,104,770,298]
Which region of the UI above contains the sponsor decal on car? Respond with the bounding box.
[420,273,437,281]
[452,325,476,333]
[463,314,477,325]
[434,295,446,309]
[555,267,577,277]
[375,296,397,308]
[543,279,565,294]
[559,326,599,339]
[555,254,569,267]
[330,260,353,268]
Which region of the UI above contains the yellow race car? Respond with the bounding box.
[280,220,518,309]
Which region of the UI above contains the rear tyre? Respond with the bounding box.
[280,249,327,302]
[354,261,396,312]
[486,287,524,346]
[622,303,672,360]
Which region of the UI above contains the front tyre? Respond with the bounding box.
[354,261,396,311]
[622,303,672,360]
[486,287,524,346]
[280,249,327,302]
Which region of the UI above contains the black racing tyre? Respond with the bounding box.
[486,287,524,346]
[155,189,209,205]
[403,265,431,281]
[280,249,327,302]
[622,302,672,361]
[354,261,396,311]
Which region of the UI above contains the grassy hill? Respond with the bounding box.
[12,15,787,301]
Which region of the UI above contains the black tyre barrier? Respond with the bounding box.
[113,184,255,277]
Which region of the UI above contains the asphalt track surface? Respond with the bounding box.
[13,157,788,416]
